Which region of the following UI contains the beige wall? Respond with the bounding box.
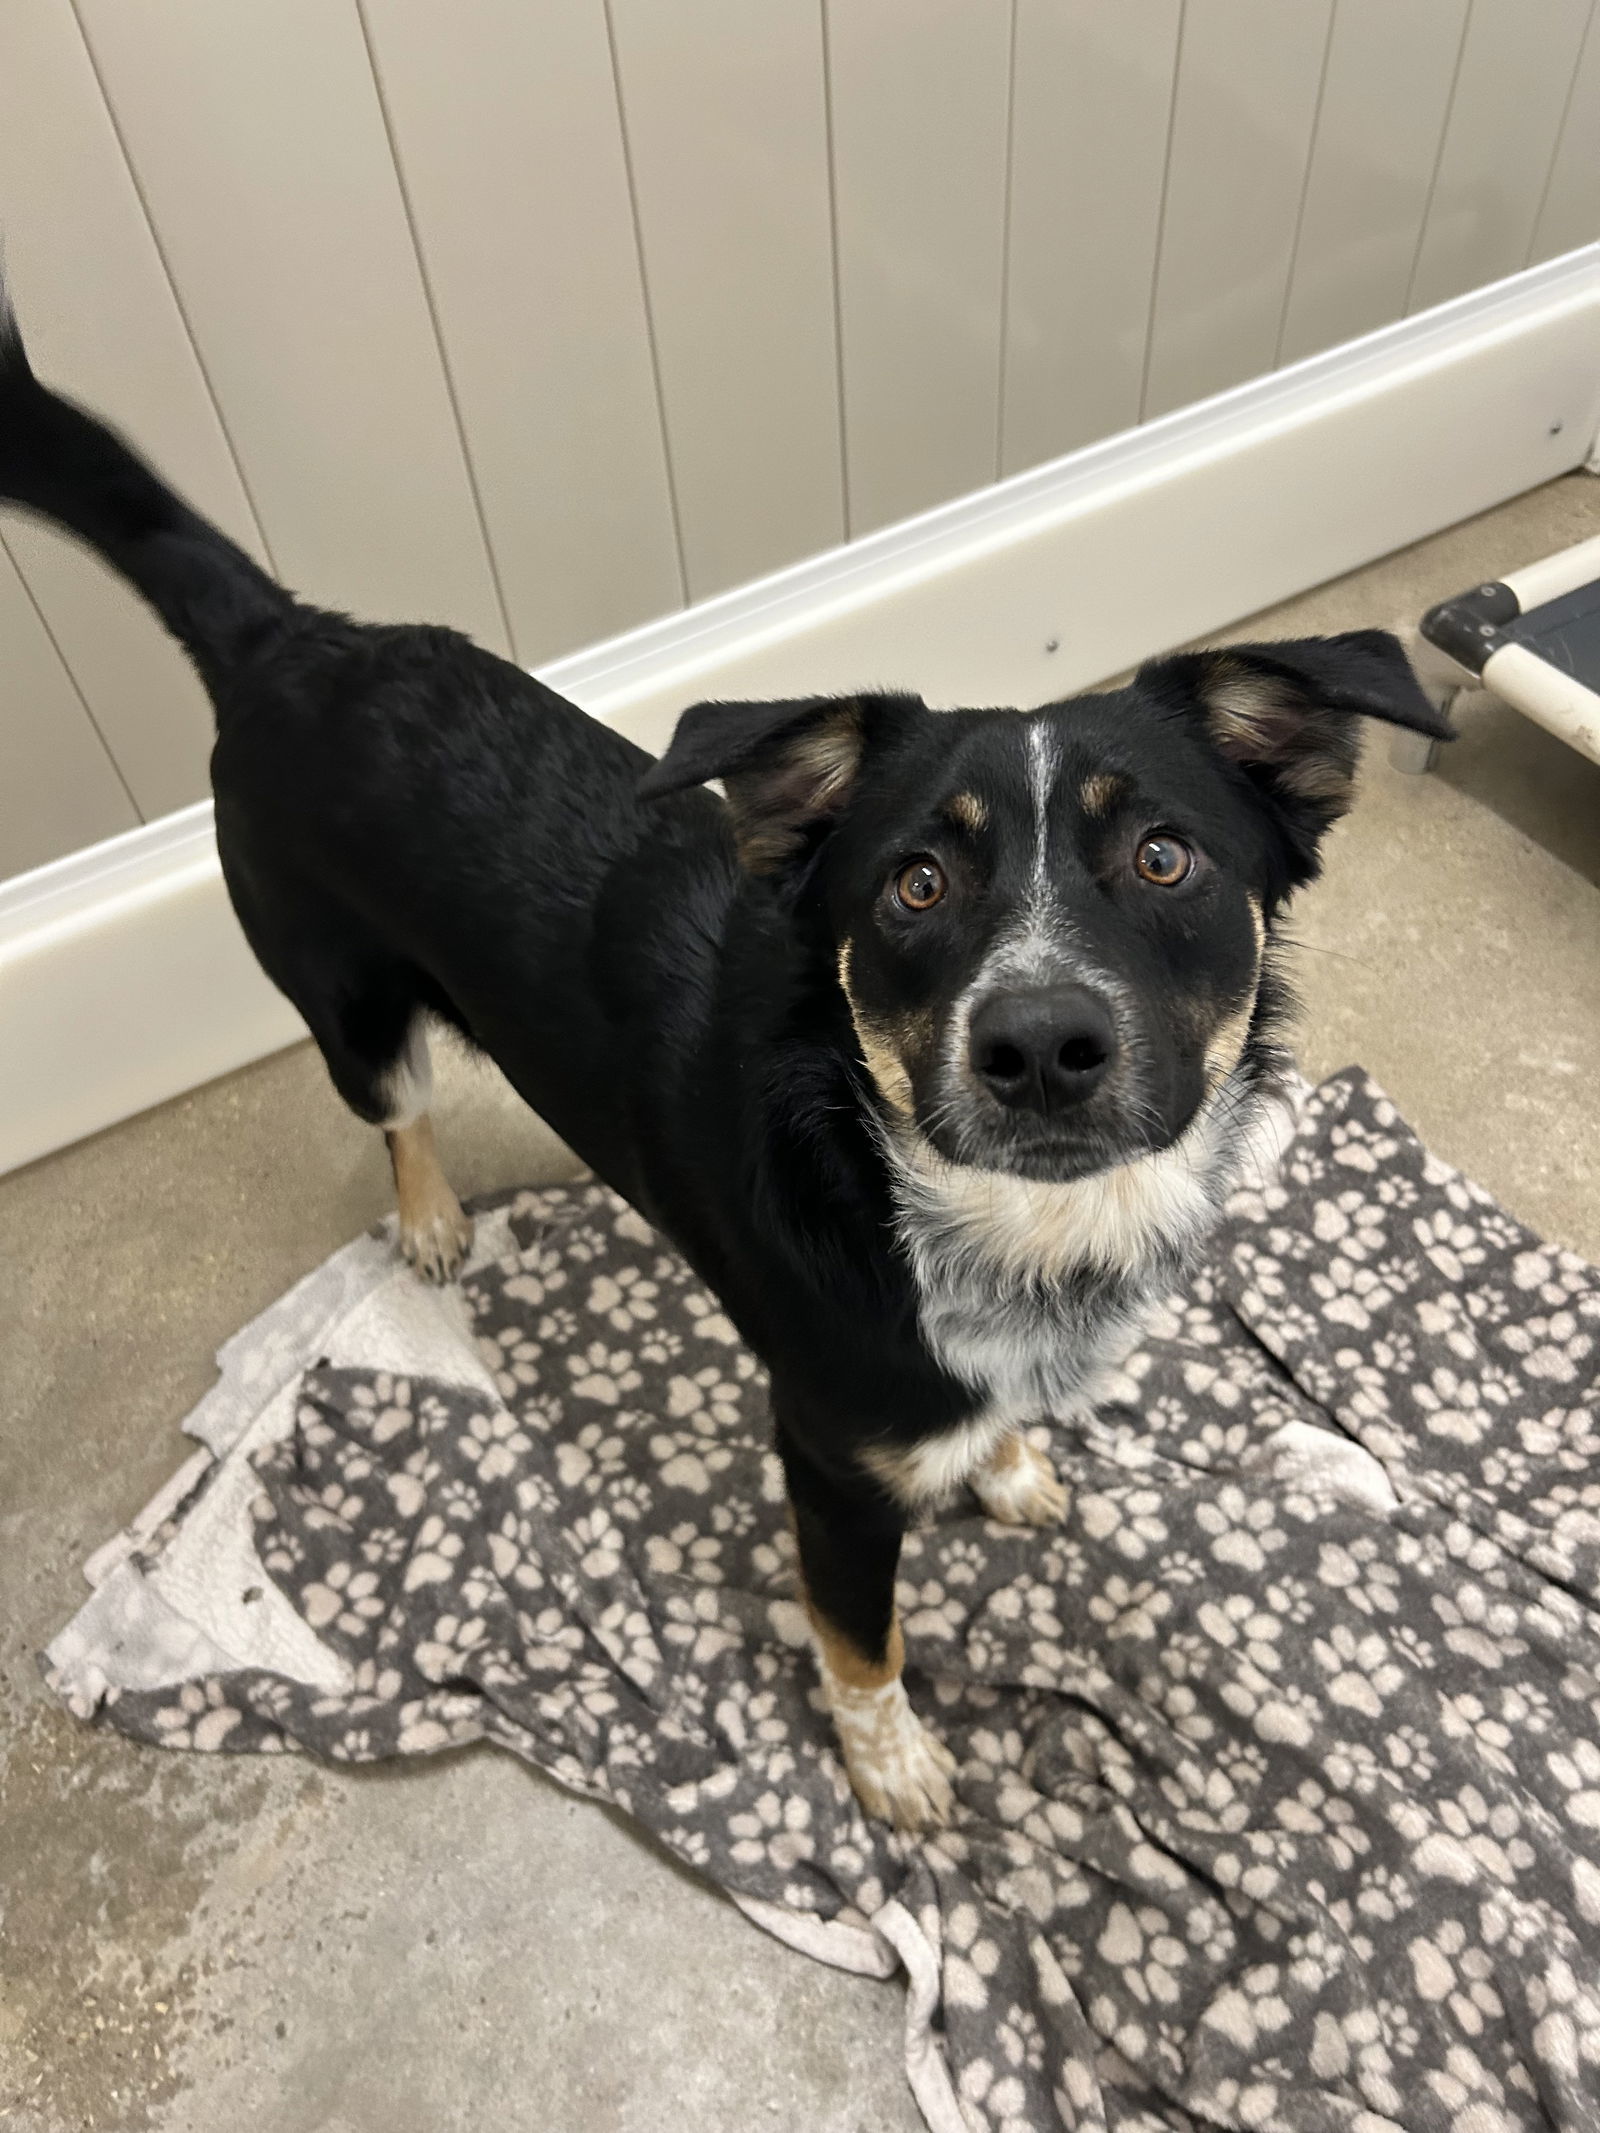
[2,0,1598,881]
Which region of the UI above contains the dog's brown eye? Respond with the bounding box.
[894,858,947,911]
[1135,834,1193,887]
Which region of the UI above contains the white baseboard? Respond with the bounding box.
[6,242,1600,1175]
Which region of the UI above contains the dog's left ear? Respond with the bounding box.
[1144,630,1452,868]
[638,691,923,872]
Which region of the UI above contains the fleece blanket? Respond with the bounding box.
[46,1070,1600,2133]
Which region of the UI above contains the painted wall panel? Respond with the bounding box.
[828,0,1011,534]
[0,535,137,876]
[1530,5,1600,266]
[1409,0,1594,313]
[361,0,682,664]
[74,0,508,649]
[0,0,267,824]
[1002,0,1182,474]
[1143,0,1334,419]
[1278,0,1470,365]
[607,0,843,600]
[3,0,1594,893]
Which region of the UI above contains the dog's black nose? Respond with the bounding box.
[968,985,1116,1113]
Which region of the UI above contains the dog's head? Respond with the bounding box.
[640,633,1449,1182]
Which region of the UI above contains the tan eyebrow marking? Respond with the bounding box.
[1079,773,1126,816]
[944,791,987,831]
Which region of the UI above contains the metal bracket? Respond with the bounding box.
[1389,726,1446,775]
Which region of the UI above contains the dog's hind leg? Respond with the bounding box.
[294,987,472,1283]
[216,843,473,1281]
[376,1020,473,1284]
[315,1003,471,1284]
[387,1120,472,1282]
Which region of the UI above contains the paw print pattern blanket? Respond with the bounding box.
[46,1071,1600,2132]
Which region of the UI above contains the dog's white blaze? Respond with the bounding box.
[962,713,1120,1004]
[376,1017,433,1129]
[990,716,1066,982]
[1026,715,1057,905]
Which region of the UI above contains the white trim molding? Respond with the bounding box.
[5,243,1600,1174]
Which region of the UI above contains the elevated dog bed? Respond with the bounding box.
[1399,532,1600,772]
[46,1072,1600,2132]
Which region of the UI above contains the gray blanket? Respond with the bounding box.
[46,1071,1600,2131]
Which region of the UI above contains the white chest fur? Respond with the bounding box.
[877,1077,1293,1503]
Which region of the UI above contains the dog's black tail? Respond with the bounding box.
[0,273,292,693]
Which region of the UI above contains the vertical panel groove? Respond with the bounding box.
[1276,0,1474,367]
[828,1,1009,533]
[1144,1,1339,416]
[1401,0,1477,313]
[1137,0,1189,424]
[7,0,1594,886]
[78,0,511,644]
[1530,0,1600,263]
[1271,0,1339,369]
[992,0,1020,483]
[819,0,853,540]
[0,525,142,819]
[1003,2,1185,469]
[1407,0,1591,312]
[1524,0,1599,268]
[601,0,690,611]
[610,1,841,594]
[65,0,279,581]
[354,0,516,657]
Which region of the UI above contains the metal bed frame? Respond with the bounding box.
[1397,532,1600,773]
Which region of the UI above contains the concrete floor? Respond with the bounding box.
[4,473,1600,2132]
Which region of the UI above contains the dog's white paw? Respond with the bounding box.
[972,1433,1068,1527]
[830,1677,957,1832]
[399,1203,474,1285]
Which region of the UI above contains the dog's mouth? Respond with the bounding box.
[916,1088,1184,1185]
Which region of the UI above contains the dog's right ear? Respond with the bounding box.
[638,691,923,873]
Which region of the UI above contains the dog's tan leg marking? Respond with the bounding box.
[970,1426,1068,1526]
[808,1603,956,1833]
[386,1116,472,1284]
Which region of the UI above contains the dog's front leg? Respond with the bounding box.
[779,1429,955,1833]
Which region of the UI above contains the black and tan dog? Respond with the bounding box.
[0,286,1449,1827]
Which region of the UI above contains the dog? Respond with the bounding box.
[0,282,1450,1828]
